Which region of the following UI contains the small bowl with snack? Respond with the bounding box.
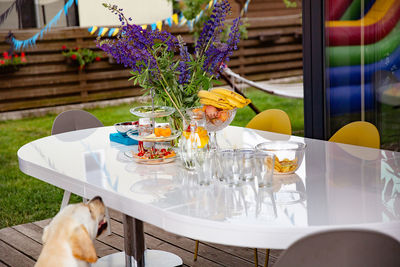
[255,141,306,175]
[114,121,139,136]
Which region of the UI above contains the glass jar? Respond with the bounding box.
[178,108,209,170]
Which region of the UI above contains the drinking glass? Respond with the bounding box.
[220,149,241,187]
[210,148,224,182]
[195,150,213,186]
[236,148,255,181]
[254,151,275,188]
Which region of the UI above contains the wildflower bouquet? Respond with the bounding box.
[0,51,27,72]
[97,0,241,126]
[62,46,101,70]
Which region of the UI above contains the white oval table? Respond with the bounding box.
[18,126,400,266]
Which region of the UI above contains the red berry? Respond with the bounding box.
[14,54,18,58]
[95,56,101,61]
[137,152,144,157]
[71,54,77,60]
[0,60,4,65]
[21,52,25,57]
[161,148,166,153]
[75,47,79,50]
[3,52,8,57]
[61,45,67,50]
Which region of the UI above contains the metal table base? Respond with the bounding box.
[94,215,182,267]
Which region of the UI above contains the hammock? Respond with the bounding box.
[222,67,303,99]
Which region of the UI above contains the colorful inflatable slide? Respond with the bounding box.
[327,0,400,115]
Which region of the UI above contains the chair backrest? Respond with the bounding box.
[329,121,380,149]
[51,110,103,135]
[245,109,292,135]
[274,230,400,267]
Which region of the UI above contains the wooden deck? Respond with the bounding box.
[0,209,283,267]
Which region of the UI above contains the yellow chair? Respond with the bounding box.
[193,110,292,266]
[246,109,292,135]
[329,121,380,149]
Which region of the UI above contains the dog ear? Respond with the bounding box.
[69,224,97,263]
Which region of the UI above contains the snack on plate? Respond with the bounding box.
[133,147,176,161]
[154,124,171,137]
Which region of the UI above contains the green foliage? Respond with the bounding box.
[283,0,297,8]
[62,47,100,69]
[0,52,27,69]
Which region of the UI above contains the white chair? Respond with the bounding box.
[274,229,400,267]
[52,110,111,235]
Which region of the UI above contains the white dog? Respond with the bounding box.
[35,196,108,267]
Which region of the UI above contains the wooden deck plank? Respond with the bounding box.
[0,240,35,267]
[1,210,283,266]
[0,227,42,260]
[0,260,9,267]
[13,223,44,244]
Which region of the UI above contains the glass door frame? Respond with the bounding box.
[302,0,328,140]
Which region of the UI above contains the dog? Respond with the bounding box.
[35,196,108,267]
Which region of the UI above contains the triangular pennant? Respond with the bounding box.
[112,28,119,36]
[179,14,187,26]
[108,28,115,37]
[151,23,157,30]
[208,0,213,9]
[89,26,98,35]
[172,13,179,24]
[156,21,162,31]
[141,25,147,30]
[101,27,109,37]
[166,17,172,27]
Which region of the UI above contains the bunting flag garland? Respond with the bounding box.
[11,0,251,49]
[11,0,77,50]
[88,0,252,36]
[0,0,16,26]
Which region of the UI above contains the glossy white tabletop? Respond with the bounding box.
[18,126,400,249]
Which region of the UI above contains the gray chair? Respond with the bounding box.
[52,110,111,235]
[274,230,400,267]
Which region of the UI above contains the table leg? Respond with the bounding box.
[94,214,183,267]
[123,214,145,267]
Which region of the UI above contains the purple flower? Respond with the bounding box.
[177,38,191,85]
[96,20,178,84]
[202,17,242,76]
[195,0,230,56]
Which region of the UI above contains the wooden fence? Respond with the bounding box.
[0,1,302,112]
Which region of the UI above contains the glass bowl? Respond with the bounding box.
[255,141,306,175]
[204,108,237,132]
[114,121,139,136]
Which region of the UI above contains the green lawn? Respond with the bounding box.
[0,89,303,228]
